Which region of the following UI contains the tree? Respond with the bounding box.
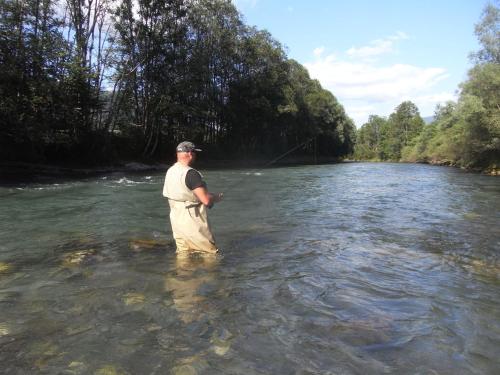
[1,0,355,164]
[225,27,290,156]
[470,0,500,64]
[383,101,424,159]
[0,0,72,161]
[391,101,424,146]
[459,63,500,167]
[354,115,388,160]
[460,0,500,168]
[113,0,190,157]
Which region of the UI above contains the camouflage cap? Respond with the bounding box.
[176,141,202,152]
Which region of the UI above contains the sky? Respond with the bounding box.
[232,0,491,127]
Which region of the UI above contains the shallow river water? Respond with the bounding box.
[0,162,499,374]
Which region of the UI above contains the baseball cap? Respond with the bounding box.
[176,141,202,152]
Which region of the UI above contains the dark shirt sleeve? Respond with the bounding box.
[185,169,206,190]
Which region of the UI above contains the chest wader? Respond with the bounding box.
[163,163,218,255]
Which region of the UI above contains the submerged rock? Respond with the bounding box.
[146,323,162,332]
[95,364,127,375]
[463,212,481,220]
[31,341,60,371]
[129,238,168,251]
[444,254,500,279]
[68,361,85,368]
[66,361,87,374]
[172,365,197,375]
[211,339,231,356]
[62,249,97,267]
[0,322,9,336]
[210,328,234,356]
[0,262,12,274]
[122,292,146,305]
[469,259,500,279]
[171,356,209,375]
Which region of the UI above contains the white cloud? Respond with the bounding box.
[304,33,453,127]
[305,57,448,101]
[347,31,409,60]
[313,46,325,57]
[344,92,457,126]
[343,104,378,126]
[412,92,458,117]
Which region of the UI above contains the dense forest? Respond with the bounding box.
[354,2,499,173]
[0,0,355,165]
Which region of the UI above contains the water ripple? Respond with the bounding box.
[0,163,499,373]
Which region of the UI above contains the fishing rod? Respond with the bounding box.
[222,136,316,194]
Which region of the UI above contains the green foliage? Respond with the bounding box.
[0,0,115,162]
[354,102,423,161]
[470,0,500,64]
[353,115,387,160]
[386,101,425,159]
[0,0,70,160]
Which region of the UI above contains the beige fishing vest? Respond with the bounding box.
[163,162,217,254]
[163,162,199,204]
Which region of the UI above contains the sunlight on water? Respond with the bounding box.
[0,163,499,374]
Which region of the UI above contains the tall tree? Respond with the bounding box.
[113,0,189,157]
[354,115,387,160]
[0,0,70,161]
[470,0,500,64]
[459,63,500,167]
[460,0,499,168]
[382,101,424,159]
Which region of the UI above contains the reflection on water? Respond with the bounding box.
[163,254,236,374]
[165,255,219,324]
[0,163,499,374]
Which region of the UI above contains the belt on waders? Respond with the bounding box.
[166,197,202,209]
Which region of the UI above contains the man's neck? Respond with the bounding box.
[177,160,191,167]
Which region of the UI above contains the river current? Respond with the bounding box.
[0,162,499,374]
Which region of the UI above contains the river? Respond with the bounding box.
[0,162,499,374]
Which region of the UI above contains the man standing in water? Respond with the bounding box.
[163,141,223,256]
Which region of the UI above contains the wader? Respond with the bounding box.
[163,163,218,255]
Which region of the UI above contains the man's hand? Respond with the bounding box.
[193,188,223,207]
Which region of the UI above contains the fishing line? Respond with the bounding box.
[222,137,315,194]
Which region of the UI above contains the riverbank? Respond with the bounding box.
[0,156,343,185]
[2,157,497,186]
[0,161,164,185]
[425,160,499,176]
[351,158,499,176]
[422,159,499,176]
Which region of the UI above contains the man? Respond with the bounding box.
[163,141,223,256]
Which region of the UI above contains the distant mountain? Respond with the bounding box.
[423,116,435,124]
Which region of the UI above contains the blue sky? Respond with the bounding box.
[232,0,490,127]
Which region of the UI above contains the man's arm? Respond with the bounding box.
[186,169,223,207]
[192,187,223,207]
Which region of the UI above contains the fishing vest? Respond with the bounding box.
[163,162,200,204]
